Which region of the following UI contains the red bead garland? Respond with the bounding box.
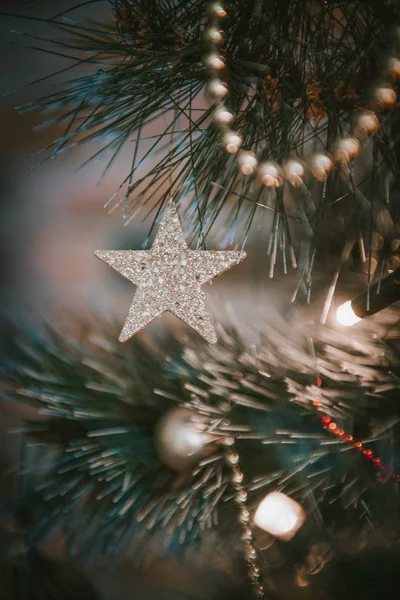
[319,413,399,483]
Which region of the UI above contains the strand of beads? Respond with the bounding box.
[224,436,265,598]
[320,414,400,484]
[310,377,399,483]
[204,3,398,188]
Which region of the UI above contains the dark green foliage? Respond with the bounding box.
[0,524,98,600]
[7,0,400,293]
[1,311,400,562]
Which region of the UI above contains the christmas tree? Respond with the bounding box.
[2,1,400,598]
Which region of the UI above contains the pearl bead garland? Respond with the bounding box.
[223,437,266,599]
[355,111,379,138]
[206,78,228,101]
[334,137,360,164]
[223,130,242,154]
[237,151,258,175]
[213,105,234,126]
[311,154,333,182]
[375,86,397,109]
[203,2,398,186]
[283,159,305,187]
[258,162,282,187]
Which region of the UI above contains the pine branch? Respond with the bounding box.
[1,310,400,561]
[6,0,400,296]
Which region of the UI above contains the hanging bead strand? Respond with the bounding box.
[224,437,265,598]
[203,3,396,185]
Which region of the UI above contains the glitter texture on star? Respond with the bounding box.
[95,202,246,343]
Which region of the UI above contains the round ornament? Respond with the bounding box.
[155,407,217,472]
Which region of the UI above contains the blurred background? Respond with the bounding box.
[0,2,274,597]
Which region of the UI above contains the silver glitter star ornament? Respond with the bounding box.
[95,201,246,343]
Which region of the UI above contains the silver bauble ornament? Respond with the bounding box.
[155,407,216,472]
[354,111,379,138]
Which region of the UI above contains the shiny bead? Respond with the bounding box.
[225,451,239,466]
[204,52,225,70]
[235,490,248,504]
[354,111,379,138]
[328,422,337,432]
[241,527,253,542]
[207,3,227,18]
[335,137,360,163]
[311,153,333,181]
[346,434,354,442]
[223,436,235,447]
[204,27,224,45]
[255,584,265,598]
[377,465,394,484]
[388,57,400,79]
[363,449,373,460]
[223,130,242,154]
[254,491,306,541]
[237,150,258,175]
[212,105,234,126]
[355,441,363,450]
[321,415,331,426]
[373,457,382,467]
[244,545,257,561]
[283,159,304,187]
[375,86,396,109]
[238,507,250,524]
[206,78,228,101]
[249,566,261,581]
[337,429,345,438]
[258,162,282,187]
[232,482,243,491]
[231,469,244,484]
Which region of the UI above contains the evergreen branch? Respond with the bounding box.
[1,309,400,561]
[6,0,400,295]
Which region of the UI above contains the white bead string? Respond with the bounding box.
[204,3,398,188]
[223,437,266,599]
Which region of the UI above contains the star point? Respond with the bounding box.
[95,202,246,343]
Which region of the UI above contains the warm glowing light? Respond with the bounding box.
[336,301,361,326]
[253,491,306,541]
[375,86,396,109]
